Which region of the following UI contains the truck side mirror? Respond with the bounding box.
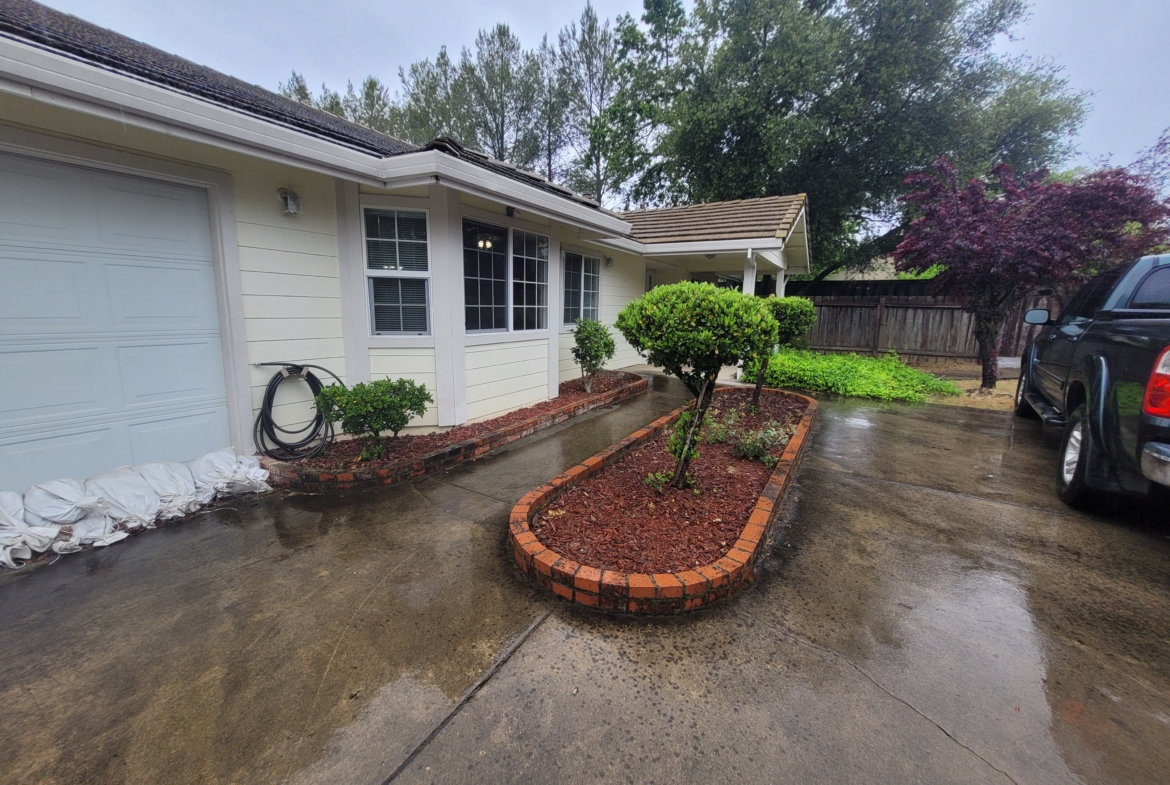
[1024,309,1052,325]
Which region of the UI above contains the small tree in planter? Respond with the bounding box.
[752,296,817,407]
[571,319,616,393]
[314,378,433,461]
[616,282,778,489]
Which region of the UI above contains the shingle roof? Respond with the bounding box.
[622,195,807,244]
[0,0,602,209]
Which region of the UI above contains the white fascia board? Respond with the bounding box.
[0,36,388,182]
[391,151,632,237]
[589,236,646,255]
[0,37,634,237]
[642,237,786,257]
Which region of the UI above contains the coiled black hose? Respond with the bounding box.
[252,363,343,460]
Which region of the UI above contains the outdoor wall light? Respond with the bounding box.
[278,188,301,215]
[605,256,614,268]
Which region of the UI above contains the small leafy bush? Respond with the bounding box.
[643,471,673,493]
[665,411,701,473]
[744,349,960,402]
[571,319,616,392]
[702,409,738,444]
[766,296,817,347]
[315,378,433,460]
[730,423,795,468]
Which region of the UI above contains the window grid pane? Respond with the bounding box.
[583,256,600,322]
[365,209,429,271]
[564,253,582,324]
[513,230,549,331]
[463,219,509,331]
[371,278,428,334]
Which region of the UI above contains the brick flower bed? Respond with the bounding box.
[264,374,648,492]
[509,388,818,615]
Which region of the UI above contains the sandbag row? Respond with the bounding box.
[0,449,270,569]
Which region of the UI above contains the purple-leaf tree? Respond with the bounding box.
[894,157,1170,389]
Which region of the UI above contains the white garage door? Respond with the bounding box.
[0,153,232,491]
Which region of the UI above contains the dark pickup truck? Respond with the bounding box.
[1016,254,1170,507]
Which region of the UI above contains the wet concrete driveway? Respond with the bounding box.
[1,375,1168,784]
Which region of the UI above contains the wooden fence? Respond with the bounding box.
[789,281,1059,364]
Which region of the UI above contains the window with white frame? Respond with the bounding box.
[513,230,549,330]
[563,251,601,324]
[364,208,430,334]
[463,219,509,331]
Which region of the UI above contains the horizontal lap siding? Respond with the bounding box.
[598,250,644,370]
[558,332,577,384]
[370,348,439,428]
[466,339,548,422]
[236,171,346,432]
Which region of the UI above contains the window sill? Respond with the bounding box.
[368,335,436,349]
[465,330,552,347]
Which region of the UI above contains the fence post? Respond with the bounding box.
[873,296,886,357]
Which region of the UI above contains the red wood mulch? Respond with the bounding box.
[531,389,807,574]
[299,371,643,472]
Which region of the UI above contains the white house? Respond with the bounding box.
[0,0,810,491]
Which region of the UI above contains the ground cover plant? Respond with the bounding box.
[302,371,641,472]
[752,296,817,407]
[616,282,777,488]
[747,349,960,403]
[531,389,806,573]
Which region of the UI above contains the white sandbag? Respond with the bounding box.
[0,491,63,567]
[187,449,270,497]
[52,514,127,553]
[85,468,161,530]
[23,478,104,526]
[136,461,201,519]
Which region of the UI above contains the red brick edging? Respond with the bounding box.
[263,375,648,492]
[509,388,818,615]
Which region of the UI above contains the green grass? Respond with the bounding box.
[746,349,961,402]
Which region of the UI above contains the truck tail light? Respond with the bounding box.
[1144,346,1170,418]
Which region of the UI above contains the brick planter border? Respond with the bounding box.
[510,388,818,615]
[263,375,648,493]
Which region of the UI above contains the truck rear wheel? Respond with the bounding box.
[1056,404,1101,509]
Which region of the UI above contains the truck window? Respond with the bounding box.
[1129,267,1170,309]
[1057,266,1127,324]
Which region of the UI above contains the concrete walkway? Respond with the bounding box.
[1,375,1168,784]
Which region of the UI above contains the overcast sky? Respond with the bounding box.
[38,0,1170,168]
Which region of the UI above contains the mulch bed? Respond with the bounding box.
[530,389,807,574]
[299,371,642,472]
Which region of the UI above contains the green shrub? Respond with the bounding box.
[744,349,960,402]
[730,423,795,468]
[570,319,616,392]
[616,282,778,488]
[766,296,817,347]
[315,378,433,460]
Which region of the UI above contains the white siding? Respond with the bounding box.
[600,249,645,370]
[466,339,548,422]
[236,172,346,432]
[369,347,440,429]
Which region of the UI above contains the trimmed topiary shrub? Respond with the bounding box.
[616,282,778,488]
[753,296,817,406]
[315,378,433,460]
[571,319,617,393]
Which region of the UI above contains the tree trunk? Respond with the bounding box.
[671,379,713,489]
[583,368,593,393]
[752,356,770,408]
[973,318,1001,390]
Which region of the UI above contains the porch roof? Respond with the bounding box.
[622,194,807,244]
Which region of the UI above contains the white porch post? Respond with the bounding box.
[742,250,757,296]
[776,271,787,297]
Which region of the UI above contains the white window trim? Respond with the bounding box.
[461,212,553,342]
[560,244,603,333]
[361,204,433,337]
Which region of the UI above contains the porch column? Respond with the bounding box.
[742,253,757,296]
[776,270,787,297]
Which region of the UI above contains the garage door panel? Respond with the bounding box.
[0,255,91,329]
[0,345,104,420]
[1,426,117,490]
[0,153,232,491]
[128,409,229,466]
[104,262,219,329]
[117,340,226,407]
[93,175,213,258]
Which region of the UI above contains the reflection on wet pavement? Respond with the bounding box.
[1,381,1168,784]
